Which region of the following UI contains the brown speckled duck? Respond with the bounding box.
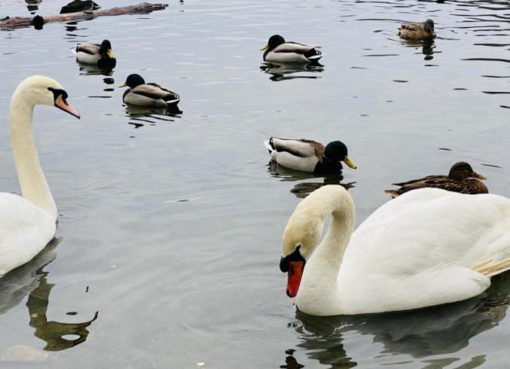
[398,19,436,41]
[385,162,488,198]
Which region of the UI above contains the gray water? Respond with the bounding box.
[0,0,509,367]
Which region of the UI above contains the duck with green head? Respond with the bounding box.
[264,137,357,174]
[261,35,322,64]
[119,74,180,109]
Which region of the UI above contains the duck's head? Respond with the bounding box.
[424,19,435,33]
[13,76,80,118]
[324,141,357,169]
[99,39,115,59]
[119,74,145,89]
[261,34,286,51]
[449,161,486,181]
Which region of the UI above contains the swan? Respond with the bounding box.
[0,76,80,278]
[261,35,322,64]
[385,161,488,197]
[279,185,510,316]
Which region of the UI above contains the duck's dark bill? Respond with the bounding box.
[286,260,304,297]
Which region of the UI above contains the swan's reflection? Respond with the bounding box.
[292,273,510,368]
[0,240,98,352]
[260,62,324,81]
[267,162,355,198]
[27,273,98,351]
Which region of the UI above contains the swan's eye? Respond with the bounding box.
[47,87,69,104]
[280,245,305,273]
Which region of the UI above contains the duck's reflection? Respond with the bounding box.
[0,240,98,352]
[77,61,114,76]
[25,0,42,12]
[400,39,436,61]
[291,273,510,368]
[260,62,324,81]
[268,162,355,198]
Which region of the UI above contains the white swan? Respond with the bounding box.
[280,185,510,316]
[0,76,80,278]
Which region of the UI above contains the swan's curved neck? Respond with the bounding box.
[9,91,57,221]
[296,188,355,313]
[307,190,354,277]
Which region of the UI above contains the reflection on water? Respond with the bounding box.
[280,349,305,369]
[267,162,355,198]
[27,273,98,351]
[260,62,324,81]
[124,104,182,128]
[77,61,115,77]
[293,273,510,368]
[0,240,98,352]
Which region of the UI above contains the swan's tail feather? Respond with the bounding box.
[472,258,510,277]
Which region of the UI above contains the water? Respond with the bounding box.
[0,0,509,367]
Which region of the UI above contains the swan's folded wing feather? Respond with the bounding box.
[0,194,55,277]
[340,188,510,312]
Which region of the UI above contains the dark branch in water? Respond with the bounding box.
[0,2,168,30]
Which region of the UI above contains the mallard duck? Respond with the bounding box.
[264,137,356,174]
[75,40,116,69]
[119,74,181,109]
[280,185,510,315]
[385,161,488,198]
[261,35,322,64]
[60,0,100,14]
[398,19,436,40]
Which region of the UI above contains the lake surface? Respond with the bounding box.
[0,0,509,367]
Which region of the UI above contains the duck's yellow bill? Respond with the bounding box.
[106,49,115,59]
[260,44,269,51]
[119,82,127,88]
[473,172,487,180]
[343,157,357,169]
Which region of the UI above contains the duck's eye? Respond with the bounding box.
[280,245,305,273]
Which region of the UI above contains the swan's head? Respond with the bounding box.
[280,187,341,297]
[324,141,357,169]
[261,34,286,51]
[448,161,486,181]
[14,76,80,118]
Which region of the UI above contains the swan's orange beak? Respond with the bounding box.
[286,260,304,297]
[55,94,80,119]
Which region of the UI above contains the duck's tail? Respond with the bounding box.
[384,189,399,198]
[263,139,274,154]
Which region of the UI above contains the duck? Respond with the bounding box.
[279,185,510,316]
[119,74,180,109]
[385,161,488,198]
[0,76,80,277]
[398,19,436,41]
[261,35,322,64]
[75,40,116,69]
[264,137,356,174]
[60,0,100,14]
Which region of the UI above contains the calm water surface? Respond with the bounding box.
[0,0,509,368]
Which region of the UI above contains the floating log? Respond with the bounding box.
[0,2,168,30]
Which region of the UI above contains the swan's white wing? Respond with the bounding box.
[0,193,56,277]
[339,188,510,313]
